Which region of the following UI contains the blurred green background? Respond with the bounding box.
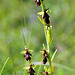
[0,0,75,75]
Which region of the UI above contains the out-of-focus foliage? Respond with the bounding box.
[0,0,75,75]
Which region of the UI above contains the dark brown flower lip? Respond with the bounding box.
[42,8,50,25]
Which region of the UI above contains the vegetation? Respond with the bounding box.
[0,0,75,75]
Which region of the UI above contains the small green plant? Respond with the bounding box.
[21,0,57,75]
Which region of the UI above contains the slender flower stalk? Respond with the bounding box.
[40,0,52,73]
[37,0,57,74]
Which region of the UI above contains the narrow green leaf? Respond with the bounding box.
[0,57,9,75]
[51,49,57,61]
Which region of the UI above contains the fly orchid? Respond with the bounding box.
[23,65,36,75]
[40,49,48,64]
[37,8,51,27]
[43,9,50,26]
[21,48,33,61]
[41,66,51,75]
[35,0,43,6]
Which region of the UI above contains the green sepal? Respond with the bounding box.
[44,66,47,72]
[32,65,36,69]
[23,65,36,70]
[40,50,49,54]
[46,10,51,13]
[48,68,50,72]
[37,12,44,15]
[48,72,51,74]
[23,66,29,69]
[21,51,26,54]
[37,9,51,16]
[40,51,44,54]
[21,50,33,54]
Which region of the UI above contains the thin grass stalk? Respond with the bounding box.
[0,57,9,75]
[21,0,28,46]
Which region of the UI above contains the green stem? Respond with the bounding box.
[48,46,52,74]
[41,0,47,43]
[40,0,52,74]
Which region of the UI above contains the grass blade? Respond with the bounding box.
[0,57,9,75]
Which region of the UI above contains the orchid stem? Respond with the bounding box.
[40,0,52,74]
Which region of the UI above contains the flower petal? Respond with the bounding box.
[48,68,51,72]
[21,51,26,54]
[37,12,44,15]
[32,65,36,69]
[44,66,47,72]
[23,66,29,69]
[40,51,44,54]
[46,10,51,13]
